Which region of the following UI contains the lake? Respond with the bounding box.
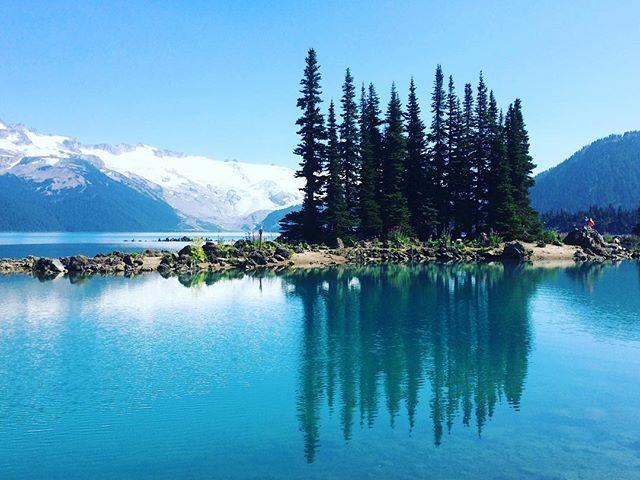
[0,232,279,259]
[1,262,639,479]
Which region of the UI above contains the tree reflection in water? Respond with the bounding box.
[282,263,549,463]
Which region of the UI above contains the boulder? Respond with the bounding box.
[249,251,268,266]
[501,242,531,261]
[158,253,177,271]
[122,254,136,267]
[563,227,610,257]
[66,255,90,272]
[274,244,293,260]
[34,257,66,276]
[202,242,219,260]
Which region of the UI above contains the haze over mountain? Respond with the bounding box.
[0,120,302,231]
[532,131,640,213]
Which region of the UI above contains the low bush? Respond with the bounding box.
[387,229,414,248]
[538,229,563,246]
[187,238,207,262]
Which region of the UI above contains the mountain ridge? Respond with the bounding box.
[532,131,640,213]
[0,120,302,231]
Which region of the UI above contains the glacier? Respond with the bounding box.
[0,120,302,230]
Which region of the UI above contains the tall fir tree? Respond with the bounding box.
[504,99,542,239]
[458,83,475,234]
[280,48,326,242]
[339,68,359,231]
[405,78,437,238]
[369,84,385,210]
[358,83,384,238]
[324,101,351,241]
[381,84,411,235]
[486,92,516,236]
[428,65,448,234]
[444,76,465,236]
[473,72,490,232]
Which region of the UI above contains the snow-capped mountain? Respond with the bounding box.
[0,120,302,230]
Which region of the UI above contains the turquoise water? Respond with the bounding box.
[0,232,278,258]
[1,262,639,479]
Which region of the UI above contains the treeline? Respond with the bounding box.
[281,49,542,244]
[542,205,640,235]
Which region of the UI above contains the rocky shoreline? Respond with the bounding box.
[0,229,638,279]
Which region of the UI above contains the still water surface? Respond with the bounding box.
[0,232,277,258]
[0,262,639,479]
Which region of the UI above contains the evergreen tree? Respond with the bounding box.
[339,68,359,230]
[324,101,351,241]
[369,84,385,210]
[486,93,516,236]
[444,76,465,236]
[280,49,326,242]
[428,65,448,234]
[358,83,383,238]
[405,78,437,238]
[473,72,490,231]
[504,99,542,239]
[458,83,475,234]
[381,84,411,234]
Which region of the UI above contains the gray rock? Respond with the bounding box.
[249,251,268,266]
[564,227,613,258]
[66,255,90,272]
[34,257,66,276]
[202,242,219,260]
[122,254,136,267]
[274,244,293,260]
[501,242,531,261]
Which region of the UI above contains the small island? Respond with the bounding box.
[1,226,638,280]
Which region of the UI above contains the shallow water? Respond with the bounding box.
[0,262,639,479]
[0,232,278,258]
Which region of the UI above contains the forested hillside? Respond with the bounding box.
[532,132,640,213]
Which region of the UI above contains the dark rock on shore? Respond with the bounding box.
[501,242,532,261]
[564,227,632,261]
[64,255,90,273]
[275,244,293,260]
[34,257,66,277]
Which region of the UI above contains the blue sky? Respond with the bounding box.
[0,0,638,172]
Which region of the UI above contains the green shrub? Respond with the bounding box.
[387,229,413,248]
[486,232,503,248]
[538,229,562,246]
[188,238,207,262]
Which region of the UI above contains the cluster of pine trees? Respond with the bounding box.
[281,49,542,244]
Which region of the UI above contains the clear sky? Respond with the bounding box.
[1,0,638,172]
